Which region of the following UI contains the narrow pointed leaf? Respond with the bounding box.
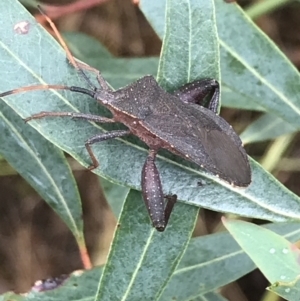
[2,223,299,301]
[0,99,83,242]
[216,1,300,127]
[1,0,300,235]
[160,222,300,300]
[270,277,300,301]
[95,190,198,301]
[156,0,220,91]
[224,219,300,301]
[140,0,300,125]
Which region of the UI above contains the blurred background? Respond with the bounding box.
[0,0,300,300]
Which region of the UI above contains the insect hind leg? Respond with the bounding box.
[141,149,177,231]
[173,78,220,113]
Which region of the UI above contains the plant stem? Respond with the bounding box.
[79,242,92,269]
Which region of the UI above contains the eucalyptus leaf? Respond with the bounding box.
[216,1,300,125]
[156,0,220,92]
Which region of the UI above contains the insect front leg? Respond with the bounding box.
[141,149,177,232]
[173,78,220,113]
[85,130,130,170]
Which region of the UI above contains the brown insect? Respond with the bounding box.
[0,7,251,231]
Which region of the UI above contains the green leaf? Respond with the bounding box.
[156,0,220,91]
[240,113,297,144]
[63,32,159,89]
[160,222,300,300]
[95,190,198,301]
[216,1,300,127]
[221,85,265,111]
[0,99,84,243]
[2,222,300,301]
[140,0,300,124]
[270,276,300,301]
[99,176,129,218]
[0,0,300,232]
[224,219,300,301]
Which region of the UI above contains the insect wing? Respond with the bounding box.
[141,101,251,187]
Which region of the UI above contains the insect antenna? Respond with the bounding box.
[37,5,97,91]
[0,84,96,99]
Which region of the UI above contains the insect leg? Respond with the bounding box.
[164,194,177,225]
[85,130,130,170]
[141,149,176,231]
[173,78,220,113]
[24,111,114,123]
